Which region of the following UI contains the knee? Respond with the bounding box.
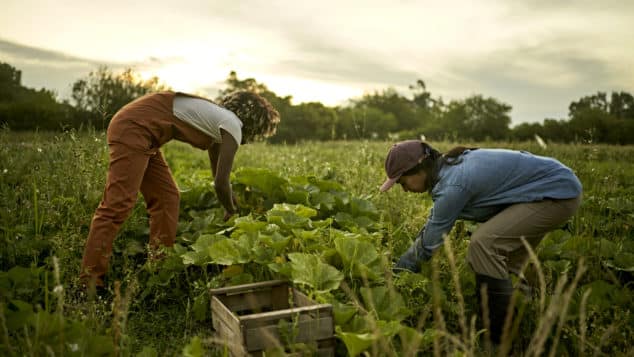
[146,188,180,212]
[95,197,137,222]
[163,187,180,209]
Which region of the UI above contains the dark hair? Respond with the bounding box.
[219,91,280,142]
[442,146,478,165]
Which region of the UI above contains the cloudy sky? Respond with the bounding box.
[1,0,633,124]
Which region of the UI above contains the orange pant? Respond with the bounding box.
[81,118,180,286]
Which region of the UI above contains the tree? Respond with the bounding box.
[569,91,634,120]
[272,102,339,143]
[71,66,169,128]
[217,71,271,97]
[608,91,634,120]
[0,63,22,102]
[0,62,76,130]
[335,107,398,140]
[438,96,511,141]
[511,122,543,142]
[463,95,511,140]
[567,91,634,144]
[352,88,419,132]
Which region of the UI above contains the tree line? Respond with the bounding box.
[1,62,633,144]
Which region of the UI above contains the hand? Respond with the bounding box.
[223,194,239,222]
[392,243,423,274]
[393,253,420,273]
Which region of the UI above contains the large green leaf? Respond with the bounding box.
[308,176,344,192]
[375,320,403,339]
[288,253,343,293]
[331,300,358,326]
[335,326,376,357]
[360,286,410,321]
[335,236,383,281]
[267,262,293,278]
[266,204,317,229]
[233,216,268,235]
[208,237,252,265]
[234,168,288,196]
[398,327,436,352]
[310,191,336,211]
[259,231,292,253]
[332,191,351,209]
[350,197,378,218]
[334,212,357,230]
[284,188,310,206]
[181,234,224,265]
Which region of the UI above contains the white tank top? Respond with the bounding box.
[172,94,243,146]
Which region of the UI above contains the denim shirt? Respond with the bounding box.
[396,149,582,271]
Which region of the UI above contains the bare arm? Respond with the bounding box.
[208,143,220,178]
[210,130,239,218]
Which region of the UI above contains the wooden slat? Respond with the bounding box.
[215,289,276,313]
[240,304,333,327]
[244,316,334,351]
[209,280,287,296]
[292,288,314,307]
[270,285,290,310]
[210,296,240,335]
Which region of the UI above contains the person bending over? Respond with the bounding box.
[380,140,582,344]
[81,90,280,289]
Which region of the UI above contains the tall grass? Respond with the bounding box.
[1,131,633,355]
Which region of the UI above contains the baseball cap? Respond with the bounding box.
[380,140,428,192]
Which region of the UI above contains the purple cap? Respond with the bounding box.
[380,140,427,192]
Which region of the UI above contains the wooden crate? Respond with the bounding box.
[210,280,335,356]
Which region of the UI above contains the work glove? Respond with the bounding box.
[392,230,432,274]
[393,246,421,273]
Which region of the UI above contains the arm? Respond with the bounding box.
[208,143,220,178]
[395,185,470,272]
[210,130,239,219]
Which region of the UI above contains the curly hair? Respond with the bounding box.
[218,91,280,143]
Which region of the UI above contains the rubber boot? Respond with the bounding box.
[476,274,514,345]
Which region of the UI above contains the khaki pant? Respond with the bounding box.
[80,118,180,286]
[467,196,581,280]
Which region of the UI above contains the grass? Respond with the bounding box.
[1,128,633,356]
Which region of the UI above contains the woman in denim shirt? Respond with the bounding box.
[380,140,582,344]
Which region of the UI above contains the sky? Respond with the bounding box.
[1,0,633,125]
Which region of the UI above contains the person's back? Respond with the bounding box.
[436,149,582,208]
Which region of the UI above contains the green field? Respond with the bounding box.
[1,129,633,356]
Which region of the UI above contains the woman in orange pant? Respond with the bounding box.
[81,91,280,288]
